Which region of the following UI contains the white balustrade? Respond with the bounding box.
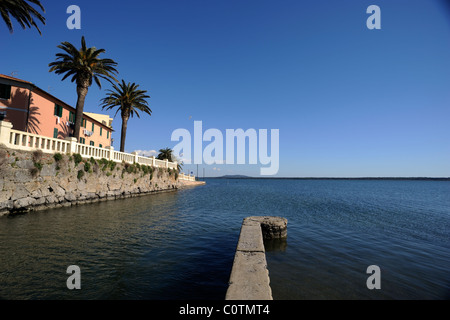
[0,121,193,179]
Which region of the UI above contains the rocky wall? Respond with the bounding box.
[0,145,180,216]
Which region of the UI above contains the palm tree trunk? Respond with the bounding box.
[73,84,89,139]
[120,115,129,152]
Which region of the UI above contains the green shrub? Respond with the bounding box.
[77,169,84,180]
[53,153,63,162]
[34,162,43,171]
[73,153,82,166]
[126,164,135,174]
[84,162,91,172]
[108,160,116,171]
[90,157,96,164]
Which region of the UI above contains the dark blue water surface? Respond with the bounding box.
[0,179,449,299]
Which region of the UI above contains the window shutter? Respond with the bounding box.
[54,104,63,117]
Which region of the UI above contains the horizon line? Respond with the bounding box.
[202,176,450,180]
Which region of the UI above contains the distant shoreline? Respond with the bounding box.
[206,176,450,181]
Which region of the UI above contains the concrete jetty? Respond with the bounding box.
[225,216,287,300]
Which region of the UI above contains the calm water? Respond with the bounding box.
[0,179,449,299]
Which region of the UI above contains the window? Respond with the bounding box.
[0,84,11,100]
[53,128,58,138]
[107,131,109,139]
[54,104,63,117]
[90,141,94,146]
[82,119,87,128]
[100,127,102,136]
[79,137,85,144]
[69,111,75,123]
[92,123,94,132]
[99,144,103,148]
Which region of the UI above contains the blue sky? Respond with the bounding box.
[2,0,450,177]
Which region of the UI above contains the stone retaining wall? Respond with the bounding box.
[0,145,181,216]
[225,216,287,300]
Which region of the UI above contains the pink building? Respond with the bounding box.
[0,74,113,148]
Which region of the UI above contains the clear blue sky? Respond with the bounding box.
[2,0,450,177]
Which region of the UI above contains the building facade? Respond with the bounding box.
[0,74,113,148]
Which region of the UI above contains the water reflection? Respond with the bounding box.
[0,192,184,299]
[264,238,288,252]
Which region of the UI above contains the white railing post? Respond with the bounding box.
[106,146,114,161]
[131,151,139,164]
[165,159,169,168]
[0,120,13,147]
[152,156,156,167]
[65,137,77,155]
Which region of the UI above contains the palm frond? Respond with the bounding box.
[0,0,46,35]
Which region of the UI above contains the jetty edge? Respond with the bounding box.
[225,216,288,300]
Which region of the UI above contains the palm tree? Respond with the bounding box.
[100,80,151,152]
[174,157,183,172]
[157,147,174,162]
[49,36,118,139]
[157,148,183,172]
[0,0,45,34]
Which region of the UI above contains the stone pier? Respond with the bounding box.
[225,216,287,300]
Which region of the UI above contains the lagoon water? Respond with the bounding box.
[0,179,449,299]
